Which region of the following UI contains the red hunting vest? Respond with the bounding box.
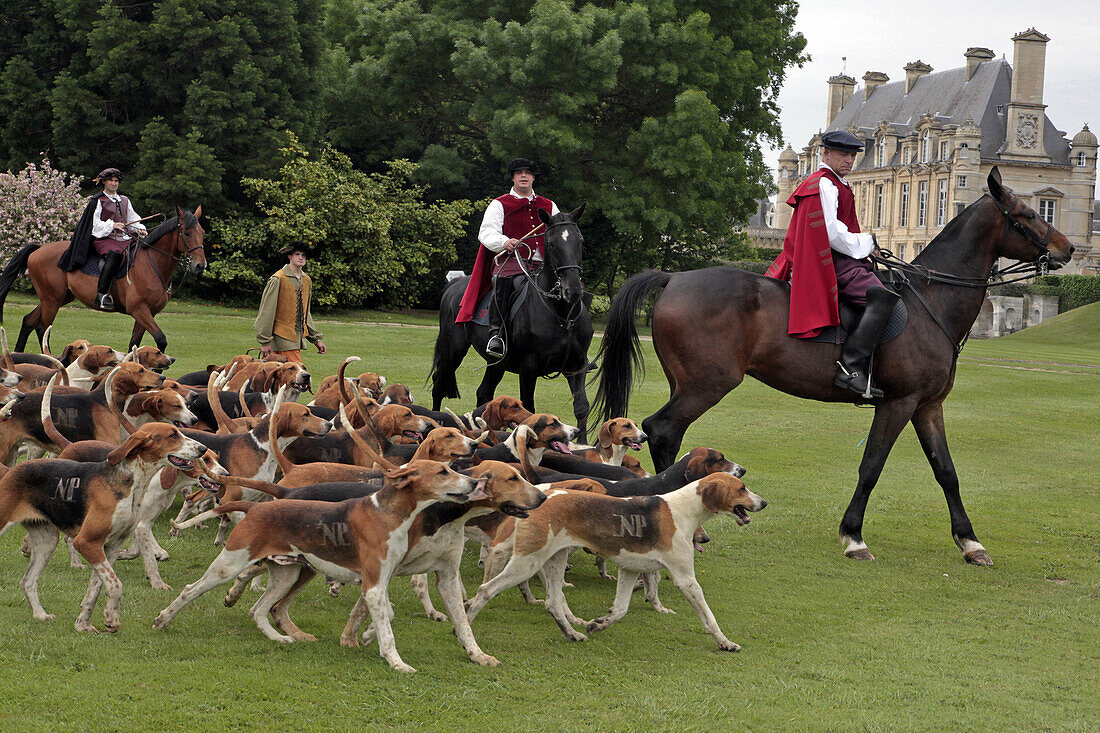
[457,193,554,323]
[765,168,860,338]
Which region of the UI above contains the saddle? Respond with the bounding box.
[804,273,908,345]
[78,242,137,280]
[469,278,531,327]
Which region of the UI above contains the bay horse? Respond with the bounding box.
[430,205,594,436]
[0,206,206,353]
[593,168,1073,565]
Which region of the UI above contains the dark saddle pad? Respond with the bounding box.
[79,242,136,279]
[470,278,531,327]
[805,276,908,344]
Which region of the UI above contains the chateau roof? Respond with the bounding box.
[826,58,1070,164]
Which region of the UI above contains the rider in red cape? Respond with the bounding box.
[58,167,147,311]
[457,158,559,358]
[765,130,899,399]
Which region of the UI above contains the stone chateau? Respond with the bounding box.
[775,28,1098,275]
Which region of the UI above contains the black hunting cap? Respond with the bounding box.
[93,167,122,183]
[506,158,540,180]
[279,241,313,256]
[821,130,864,153]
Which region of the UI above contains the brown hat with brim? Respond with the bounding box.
[279,241,313,256]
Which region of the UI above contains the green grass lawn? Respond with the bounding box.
[0,293,1096,731]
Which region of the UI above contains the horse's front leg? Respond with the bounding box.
[518,371,537,415]
[839,398,919,561]
[565,369,590,440]
[475,365,507,407]
[129,321,147,351]
[911,401,991,565]
[127,305,167,352]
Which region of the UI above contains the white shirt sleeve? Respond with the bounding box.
[478,199,509,252]
[818,176,874,259]
[124,197,146,232]
[90,200,112,239]
[550,201,560,216]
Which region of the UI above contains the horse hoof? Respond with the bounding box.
[964,550,993,566]
[844,547,875,561]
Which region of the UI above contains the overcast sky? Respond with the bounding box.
[766,0,1098,192]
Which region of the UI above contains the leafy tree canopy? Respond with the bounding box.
[325,0,806,290]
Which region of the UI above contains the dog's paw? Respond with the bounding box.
[150,580,172,592]
[718,640,741,652]
[471,653,500,667]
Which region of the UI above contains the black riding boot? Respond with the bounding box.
[96,252,125,311]
[486,275,517,359]
[834,286,900,400]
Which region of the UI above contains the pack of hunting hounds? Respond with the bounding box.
[0,328,765,673]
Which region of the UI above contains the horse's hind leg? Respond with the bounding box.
[838,399,917,561]
[430,329,470,410]
[910,401,991,565]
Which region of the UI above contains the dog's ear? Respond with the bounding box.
[697,476,731,514]
[59,343,75,366]
[483,399,501,430]
[250,366,274,393]
[597,421,613,450]
[107,429,151,465]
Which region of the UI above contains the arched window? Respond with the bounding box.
[921,130,931,162]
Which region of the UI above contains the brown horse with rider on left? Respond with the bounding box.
[0,206,206,353]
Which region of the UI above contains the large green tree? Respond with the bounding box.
[0,0,326,216]
[325,0,806,292]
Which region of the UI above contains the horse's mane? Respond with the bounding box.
[912,194,987,263]
[145,210,198,247]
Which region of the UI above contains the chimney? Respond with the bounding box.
[964,47,994,80]
[826,74,856,127]
[862,71,889,100]
[1003,28,1051,160]
[904,60,932,93]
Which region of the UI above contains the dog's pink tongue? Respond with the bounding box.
[550,440,572,454]
[693,541,704,553]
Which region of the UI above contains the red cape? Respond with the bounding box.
[765,171,839,338]
[456,245,495,323]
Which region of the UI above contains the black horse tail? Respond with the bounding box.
[592,270,671,423]
[0,244,39,323]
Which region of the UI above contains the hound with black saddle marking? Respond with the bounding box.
[153,460,491,673]
[465,473,766,651]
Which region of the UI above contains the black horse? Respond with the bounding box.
[431,205,594,435]
[593,168,1074,564]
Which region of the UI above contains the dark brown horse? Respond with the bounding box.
[0,206,206,353]
[593,168,1074,565]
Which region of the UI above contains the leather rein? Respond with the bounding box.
[132,216,204,296]
[870,193,1056,358]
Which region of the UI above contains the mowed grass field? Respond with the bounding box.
[0,293,1096,732]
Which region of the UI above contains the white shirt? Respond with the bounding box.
[478,188,561,258]
[90,193,146,240]
[817,165,874,259]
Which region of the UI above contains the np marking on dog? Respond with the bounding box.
[318,521,352,547]
[54,407,83,429]
[55,476,81,501]
[613,513,647,538]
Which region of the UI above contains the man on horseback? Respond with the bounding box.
[765,130,899,400]
[58,167,148,311]
[456,158,560,359]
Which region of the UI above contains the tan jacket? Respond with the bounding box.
[255,266,323,351]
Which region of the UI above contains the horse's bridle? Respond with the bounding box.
[135,216,205,295]
[998,192,1054,259]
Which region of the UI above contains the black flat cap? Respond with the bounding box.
[507,158,540,176]
[821,130,864,152]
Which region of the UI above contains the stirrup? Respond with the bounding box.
[486,335,506,359]
[834,361,882,400]
[96,293,115,311]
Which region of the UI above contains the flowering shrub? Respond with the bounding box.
[0,158,84,261]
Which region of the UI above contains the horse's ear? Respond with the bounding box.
[175,205,184,220]
[987,167,1005,202]
[193,205,202,218]
[538,208,553,226]
[568,203,586,223]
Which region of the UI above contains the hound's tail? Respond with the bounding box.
[0,244,39,322]
[591,270,671,423]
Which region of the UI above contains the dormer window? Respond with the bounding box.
[921,130,931,162]
[940,140,949,160]
[877,137,887,166]
[903,147,910,164]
